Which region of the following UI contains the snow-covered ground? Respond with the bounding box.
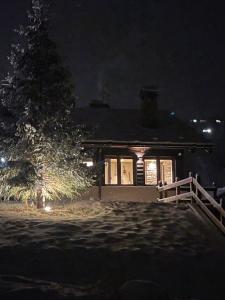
[0,201,224,300]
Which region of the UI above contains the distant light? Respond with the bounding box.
[178,152,182,157]
[1,158,6,163]
[44,206,52,212]
[202,128,212,134]
[192,119,197,123]
[170,111,175,116]
[83,160,94,167]
[216,119,221,123]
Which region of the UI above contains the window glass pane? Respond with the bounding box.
[160,160,173,184]
[145,159,157,185]
[105,158,118,184]
[120,159,133,185]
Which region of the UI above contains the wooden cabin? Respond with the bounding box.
[74,88,213,202]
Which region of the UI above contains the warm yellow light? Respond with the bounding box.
[83,160,94,167]
[147,162,156,171]
[44,206,52,212]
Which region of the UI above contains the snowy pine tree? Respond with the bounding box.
[0,0,93,208]
[2,0,75,130]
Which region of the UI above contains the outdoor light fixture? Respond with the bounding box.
[202,128,212,134]
[135,154,144,162]
[216,119,221,123]
[83,159,94,167]
[1,157,6,163]
[192,119,197,123]
[44,206,52,212]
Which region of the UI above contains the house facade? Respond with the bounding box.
[83,140,212,202]
[75,88,213,202]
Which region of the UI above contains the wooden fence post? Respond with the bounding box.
[188,172,193,203]
[158,180,163,199]
[175,177,178,204]
[195,173,199,198]
[164,181,168,198]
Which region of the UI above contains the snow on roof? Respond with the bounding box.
[73,108,210,145]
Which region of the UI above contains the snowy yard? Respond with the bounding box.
[0,201,224,300]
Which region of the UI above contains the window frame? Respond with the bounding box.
[104,156,135,186]
[144,157,175,186]
[120,158,135,186]
[104,157,118,185]
[159,159,174,185]
[103,155,175,186]
[144,158,158,186]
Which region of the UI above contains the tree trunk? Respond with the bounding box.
[25,199,28,209]
[36,188,44,209]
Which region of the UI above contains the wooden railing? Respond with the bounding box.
[157,176,225,234]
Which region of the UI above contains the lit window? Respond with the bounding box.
[145,159,157,185]
[145,159,173,185]
[160,160,173,184]
[105,158,118,184]
[120,159,133,185]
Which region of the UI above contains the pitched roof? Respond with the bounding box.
[73,108,212,148]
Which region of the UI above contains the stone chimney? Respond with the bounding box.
[139,86,159,128]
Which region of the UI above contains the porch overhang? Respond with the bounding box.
[82,139,214,151]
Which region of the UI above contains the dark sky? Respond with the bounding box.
[0,0,225,118]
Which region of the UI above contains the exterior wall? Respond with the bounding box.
[82,146,184,203]
[100,148,180,186]
[79,186,175,203]
[102,186,159,202]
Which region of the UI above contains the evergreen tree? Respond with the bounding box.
[0,0,93,208]
[2,0,75,131]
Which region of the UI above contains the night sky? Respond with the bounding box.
[0,0,225,119]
